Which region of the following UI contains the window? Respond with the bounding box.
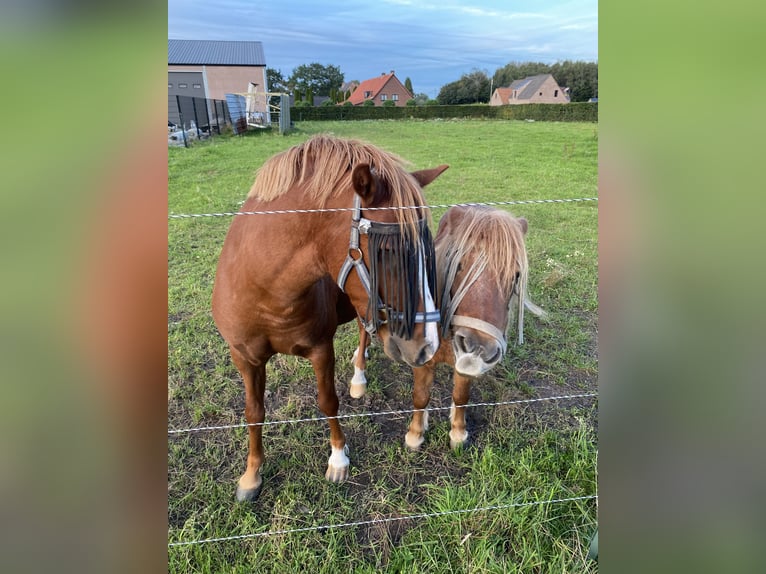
[380,94,387,101]
[554,90,558,97]
[539,92,543,96]
[168,83,172,88]
[364,90,372,98]
[392,94,399,101]
[179,83,188,88]
[193,83,202,89]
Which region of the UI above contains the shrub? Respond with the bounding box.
[405,99,417,107]
[382,100,396,107]
[342,101,354,107]
[362,99,375,107]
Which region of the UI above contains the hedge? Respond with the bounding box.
[289,102,597,122]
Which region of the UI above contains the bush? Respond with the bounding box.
[382,100,396,107]
[289,102,598,122]
[362,100,375,107]
[320,99,336,107]
[295,100,312,108]
[342,101,354,107]
[405,99,417,107]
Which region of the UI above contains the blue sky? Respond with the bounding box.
[168,0,597,98]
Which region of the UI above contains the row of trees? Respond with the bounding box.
[266,60,597,106]
[437,61,598,105]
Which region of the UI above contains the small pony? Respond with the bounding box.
[212,135,448,500]
[350,205,546,449]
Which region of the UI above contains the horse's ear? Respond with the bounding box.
[411,164,449,188]
[517,217,528,235]
[352,164,376,201]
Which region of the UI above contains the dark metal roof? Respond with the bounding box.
[508,74,554,99]
[168,40,266,66]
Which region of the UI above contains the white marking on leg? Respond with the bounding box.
[422,408,429,431]
[349,366,367,398]
[449,401,468,448]
[328,444,350,470]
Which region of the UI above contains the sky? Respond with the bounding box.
[168,0,597,98]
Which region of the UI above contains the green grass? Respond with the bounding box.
[169,119,598,572]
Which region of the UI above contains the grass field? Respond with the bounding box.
[168,119,598,573]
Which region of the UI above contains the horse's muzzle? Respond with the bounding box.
[383,335,436,367]
[452,328,505,377]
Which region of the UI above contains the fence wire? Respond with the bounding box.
[168,493,597,547]
[168,196,597,219]
[168,392,597,435]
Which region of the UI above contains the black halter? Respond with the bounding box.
[336,194,440,338]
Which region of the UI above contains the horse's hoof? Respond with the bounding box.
[349,382,367,398]
[449,429,470,451]
[325,464,349,483]
[404,431,425,451]
[325,445,349,482]
[235,483,263,502]
[349,367,367,398]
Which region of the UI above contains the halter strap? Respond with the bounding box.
[450,315,508,355]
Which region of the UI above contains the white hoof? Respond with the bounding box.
[325,445,350,483]
[405,430,425,451]
[349,367,367,398]
[449,429,469,450]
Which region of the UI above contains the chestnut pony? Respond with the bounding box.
[350,205,545,449]
[212,135,447,500]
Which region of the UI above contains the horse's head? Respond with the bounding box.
[346,162,449,367]
[436,206,530,377]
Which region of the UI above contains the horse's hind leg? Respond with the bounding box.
[349,319,369,398]
[230,345,268,501]
[449,373,471,449]
[309,342,349,482]
[405,365,434,450]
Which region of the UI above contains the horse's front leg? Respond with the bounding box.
[449,372,472,449]
[230,345,269,501]
[309,343,349,482]
[349,319,369,398]
[405,364,435,450]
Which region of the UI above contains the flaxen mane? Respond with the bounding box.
[436,206,528,303]
[248,134,429,236]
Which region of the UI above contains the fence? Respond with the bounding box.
[168,95,232,147]
[168,196,599,549]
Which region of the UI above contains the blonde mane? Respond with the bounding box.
[436,206,529,303]
[248,134,429,233]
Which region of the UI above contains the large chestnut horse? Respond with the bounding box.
[212,135,447,501]
[350,205,545,449]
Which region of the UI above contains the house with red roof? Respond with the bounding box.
[345,71,412,106]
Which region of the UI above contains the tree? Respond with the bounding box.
[437,69,491,104]
[266,68,289,93]
[549,60,598,102]
[404,77,414,96]
[287,63,344,97]
[413,93,430,106]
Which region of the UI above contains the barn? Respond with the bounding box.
[168,39,268,127]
